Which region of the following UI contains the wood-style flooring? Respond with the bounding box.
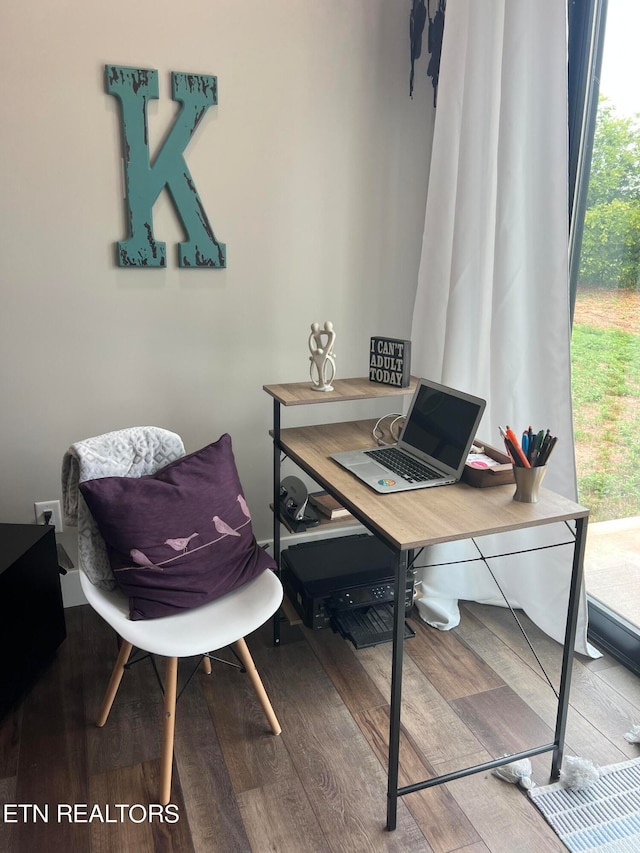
[1,600,640,853]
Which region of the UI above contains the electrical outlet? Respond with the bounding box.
[34,500,63,533]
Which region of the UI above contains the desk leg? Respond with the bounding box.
[552,515,588,778]
[272,399,282,646]
[386,549,410,832]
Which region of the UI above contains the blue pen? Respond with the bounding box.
[521,431,529,456]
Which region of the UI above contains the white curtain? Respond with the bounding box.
[411,0,596,656]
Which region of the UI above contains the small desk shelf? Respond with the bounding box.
[264,376,418,407]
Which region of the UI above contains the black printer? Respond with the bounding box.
[280,534,415,648]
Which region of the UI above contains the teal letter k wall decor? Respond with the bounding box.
[106,65,226,268]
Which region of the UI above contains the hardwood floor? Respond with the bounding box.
[2,600,639,853]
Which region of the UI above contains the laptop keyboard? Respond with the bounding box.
[364,447,441,483]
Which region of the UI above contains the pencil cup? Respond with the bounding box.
[512,465,547,503]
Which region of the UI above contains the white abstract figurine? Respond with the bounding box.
[309,321,336,392]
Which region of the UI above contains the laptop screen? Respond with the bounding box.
[399,381,486,474]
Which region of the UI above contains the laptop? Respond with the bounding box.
[331,378,486,494]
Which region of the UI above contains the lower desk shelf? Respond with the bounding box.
[270,503,360,535]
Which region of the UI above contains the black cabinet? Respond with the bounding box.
[0,523,66,719]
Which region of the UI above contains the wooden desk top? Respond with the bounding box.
[277,419,588,551]
[263,376,419,407]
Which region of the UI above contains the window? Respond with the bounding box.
[569,0,640,674]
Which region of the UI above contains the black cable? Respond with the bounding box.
[469,539,559,699]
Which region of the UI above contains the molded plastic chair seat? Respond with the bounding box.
[79,567,283,657]
[80,566,283,805]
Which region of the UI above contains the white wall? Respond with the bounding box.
[0,0,433,572]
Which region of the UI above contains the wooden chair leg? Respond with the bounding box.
[201,654,212,675]
[232,638,281,735]
[159,657,178,806]
[96,640,133,727]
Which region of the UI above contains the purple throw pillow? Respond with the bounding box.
[79,434,274,620]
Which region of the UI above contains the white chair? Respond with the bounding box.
[80,565,283,805]
[63,426,283,804]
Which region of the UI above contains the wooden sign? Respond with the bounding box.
[369,337,411,387]
[106,65,226,268]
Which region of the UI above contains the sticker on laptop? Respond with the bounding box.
[377,479,396,487]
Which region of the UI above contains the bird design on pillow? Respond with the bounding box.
[123,494,253,571]
[165,533,199,552]
[237,494,251,518]
[130,548,163,569]
[212,516,241,537]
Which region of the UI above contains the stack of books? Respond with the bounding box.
[308,491,353,521]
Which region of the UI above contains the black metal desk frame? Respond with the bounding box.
[265,379,588,832]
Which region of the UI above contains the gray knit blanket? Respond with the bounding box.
[61,426,185,588]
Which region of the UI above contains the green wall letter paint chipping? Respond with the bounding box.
[106,65,226,268]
